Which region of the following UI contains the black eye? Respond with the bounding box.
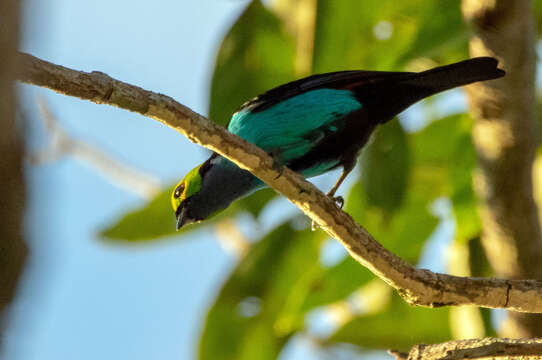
[174,184,185,198]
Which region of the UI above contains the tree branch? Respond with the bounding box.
[462,0,542,336]
[390,337,542,360]
[16,52,542,313]
[30,98,161,199]
[0,0,27,323]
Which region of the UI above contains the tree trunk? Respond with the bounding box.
[0,0,27,328]
[461,0,542,336]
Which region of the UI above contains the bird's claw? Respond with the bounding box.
[333,195,344,209]
[273,165,284,180]
[311,196,345,231]
[270,152,284,179]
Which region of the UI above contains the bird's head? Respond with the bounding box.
[171,154,261,230]
[171,163,205,230]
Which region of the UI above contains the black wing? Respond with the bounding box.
[239,57,504,118]
[239,70,412,113]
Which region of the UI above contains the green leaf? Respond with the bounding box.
[301,116,481,313]
[298,120,438,311]
[239,188,276,217]
[313,0,467,73]
[533,0,542,35]
[411,113,481,242]
[208,0,296,127]
[411,113,466,165]
[100,187,275,242]
[350,182,438,263]
[301,256,373,311]
[348,137,439,263]
[328,292,451,351]
[450,126,480,242]
[360,120,410,216]
[396,1,468,64]
[199,220,325,360]
[300,160,438,312]
[480,307,498,337]
[100,188,177,241]
[468,236,493,278]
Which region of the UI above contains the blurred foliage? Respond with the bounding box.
[208,0,296,126]
[411,113,481,242]
[101,188,275,242]
[300,256,373,312]
[468,237,493,279]
[313,0,467,72]
[360,120,410,216]
[99,0,510,357]
[199,220,325,360]
[329,292,451,351]
[346,178,438,264]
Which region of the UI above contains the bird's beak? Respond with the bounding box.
[175,204,195,230]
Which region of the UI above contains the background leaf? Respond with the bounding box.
[101,187,276,242]
[328,291,451,351]
[208,0,296,127]
[199,220,325,360]
[301,256,373,312]
[313,0,466,72]
[411,113,481,242]
[360,120,410,216]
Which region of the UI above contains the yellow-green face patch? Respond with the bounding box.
[171,164,203,212]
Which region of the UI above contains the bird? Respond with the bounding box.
[171,57,504,230]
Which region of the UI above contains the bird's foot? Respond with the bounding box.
[273,165,284,180]
[325,192,345,209]
[332,195,344,209]
[270,152,284,180]
[311,196,345,231]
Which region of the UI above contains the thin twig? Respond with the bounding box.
[31,98,161,199]
[16,52,542,313]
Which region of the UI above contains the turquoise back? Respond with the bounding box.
[228,89,362,163]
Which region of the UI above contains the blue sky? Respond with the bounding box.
[2,1,470,359]
[4,1,259,359]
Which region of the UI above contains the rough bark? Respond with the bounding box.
[0,0,27,323]
[462,0,542,336]
[16,53,542,313]
[391,337,542,360]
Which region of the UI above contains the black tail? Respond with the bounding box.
[366,57,505,123]
[406,57,505,94]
